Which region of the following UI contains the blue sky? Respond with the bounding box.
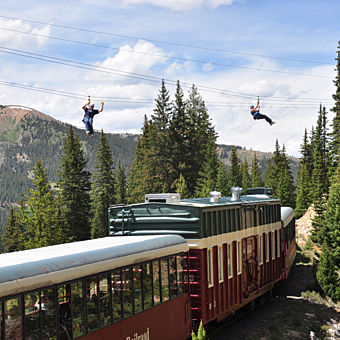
[0,0,339,156]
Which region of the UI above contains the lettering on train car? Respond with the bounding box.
[126,327,150,340]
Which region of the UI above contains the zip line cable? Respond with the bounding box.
[0,46,334,105]
[0,80,332,109]
[0,26,332,79]
[0,14,329,65]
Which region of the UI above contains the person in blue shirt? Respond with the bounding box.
[82,99,104,135]
[250,98,275,126]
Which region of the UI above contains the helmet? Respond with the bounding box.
[89,103,95,108]
[250,105,254,108]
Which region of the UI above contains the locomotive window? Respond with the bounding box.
[217,210,222,235]
[237,241,242,275]
[41,287,57,339]
[271,206,274,223]
[207,212,212,237]
[71,280,86,336]
[202,212,207,238]
[111,270,122,322]
[277,231,280,257]
[86,276,99,332]
[259,234,263,264]
[141,263,153,310]
[226,210,231,233]
[122,268,133,318]
[221,210,227,233]
[207,248,213,287]
[169,256,178,298]
[212,211,217,235]
[231,209,236,232]
[227,243,233,278]
[133,265,142,314]
[177,255,185,294]
[24,290,40,339]
[152,260,161,306]
[218,245,224,282]
[235,209,240,230]
[5,297,22,340]
[272,232,275,260]
[259,206,264,225]
[266,233,270,262]
[161,258,169,303]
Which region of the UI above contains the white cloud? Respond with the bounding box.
[0,18,50,48]
[84,40,169,85]
[122,0,234,10]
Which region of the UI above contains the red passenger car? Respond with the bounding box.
[109,188,296,329]
[0,235,191,340]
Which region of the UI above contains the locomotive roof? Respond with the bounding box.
[179,194,279,207]
[0,235,188,297]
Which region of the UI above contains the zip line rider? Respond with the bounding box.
[82,97,104,136]
[250,97,275,126]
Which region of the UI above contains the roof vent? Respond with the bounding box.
[145,193,180,204]
[210,191,221,203]
[231,187,242,202]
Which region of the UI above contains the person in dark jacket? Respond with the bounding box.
[250,98,275,126]
[82,99,104,135]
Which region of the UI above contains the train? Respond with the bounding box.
[0,187,296,339]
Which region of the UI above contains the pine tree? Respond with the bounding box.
[241,159,251,193]
[250,154,263,187]
[329,41,340,178]
[168,81,188,189]
[276,146,296,208]
[265,140,282,194]
[1,207,26,253]
[90,131,116,239]
[323,181,340,268]
[310,106,329,244]
[277,167,296,208]
[176,173,190,199]
[195,143,220,197]
[216,162,229,196]
[150,79,173,192]
[295,131,313,218]
[116,161,127,204]
[127,117,158,203]
[24,161,65,249]
[58,127,91,241]
[295,163,312,218]
[227,146,242,190]
[185,85,217,195]
[316,243,340,301]
[312,105,329,203]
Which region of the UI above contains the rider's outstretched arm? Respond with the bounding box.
[256,97,260,109]
[98,101,104,113]
[82,98,91,110]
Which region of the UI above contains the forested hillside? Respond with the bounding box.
[0,106,137,232]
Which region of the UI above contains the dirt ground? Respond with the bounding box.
[210,209,340,340]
